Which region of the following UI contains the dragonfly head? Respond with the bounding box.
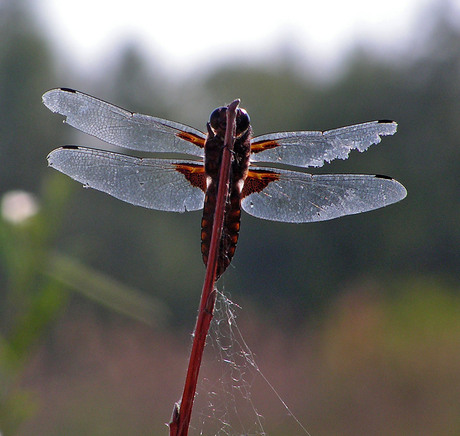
[209,106,251,138]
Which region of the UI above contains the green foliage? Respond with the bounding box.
[0,179,71,434]
[0,175,167,434]
[0,2,69,430]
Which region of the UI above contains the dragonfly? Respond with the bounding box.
[43,88,407,279]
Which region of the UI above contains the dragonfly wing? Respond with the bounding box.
[241,167,407,223]
[43,88,206,156]
[250,120,397,168]
[47,147,206,212]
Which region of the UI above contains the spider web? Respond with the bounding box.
[191,290,311,436]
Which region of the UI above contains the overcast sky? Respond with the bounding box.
[38,0,458,78]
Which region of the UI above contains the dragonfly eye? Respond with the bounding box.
[209,107,227,131]
[236,108,250,134]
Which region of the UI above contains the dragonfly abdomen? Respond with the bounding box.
[201,183,242,279]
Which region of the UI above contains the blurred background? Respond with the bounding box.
[1,0,459,434]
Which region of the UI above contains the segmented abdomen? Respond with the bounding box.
[201,182,241,279]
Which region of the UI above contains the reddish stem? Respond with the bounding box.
[169,99,240,436]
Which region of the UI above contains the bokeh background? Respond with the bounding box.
[1,0,459,434]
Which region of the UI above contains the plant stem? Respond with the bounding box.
[169,99,240,436]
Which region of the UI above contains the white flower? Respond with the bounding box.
[1,190,39,224]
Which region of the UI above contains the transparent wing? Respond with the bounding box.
[242,167,407,223]
[47,147,205,212]
[42,88,206,157]
[250,120,397,168]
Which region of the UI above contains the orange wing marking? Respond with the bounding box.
[242,169,280,198]
[174,163,207,192]
[176,131,206,148]
[250,139,279,154]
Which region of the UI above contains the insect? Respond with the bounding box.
[43,88,406,278]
